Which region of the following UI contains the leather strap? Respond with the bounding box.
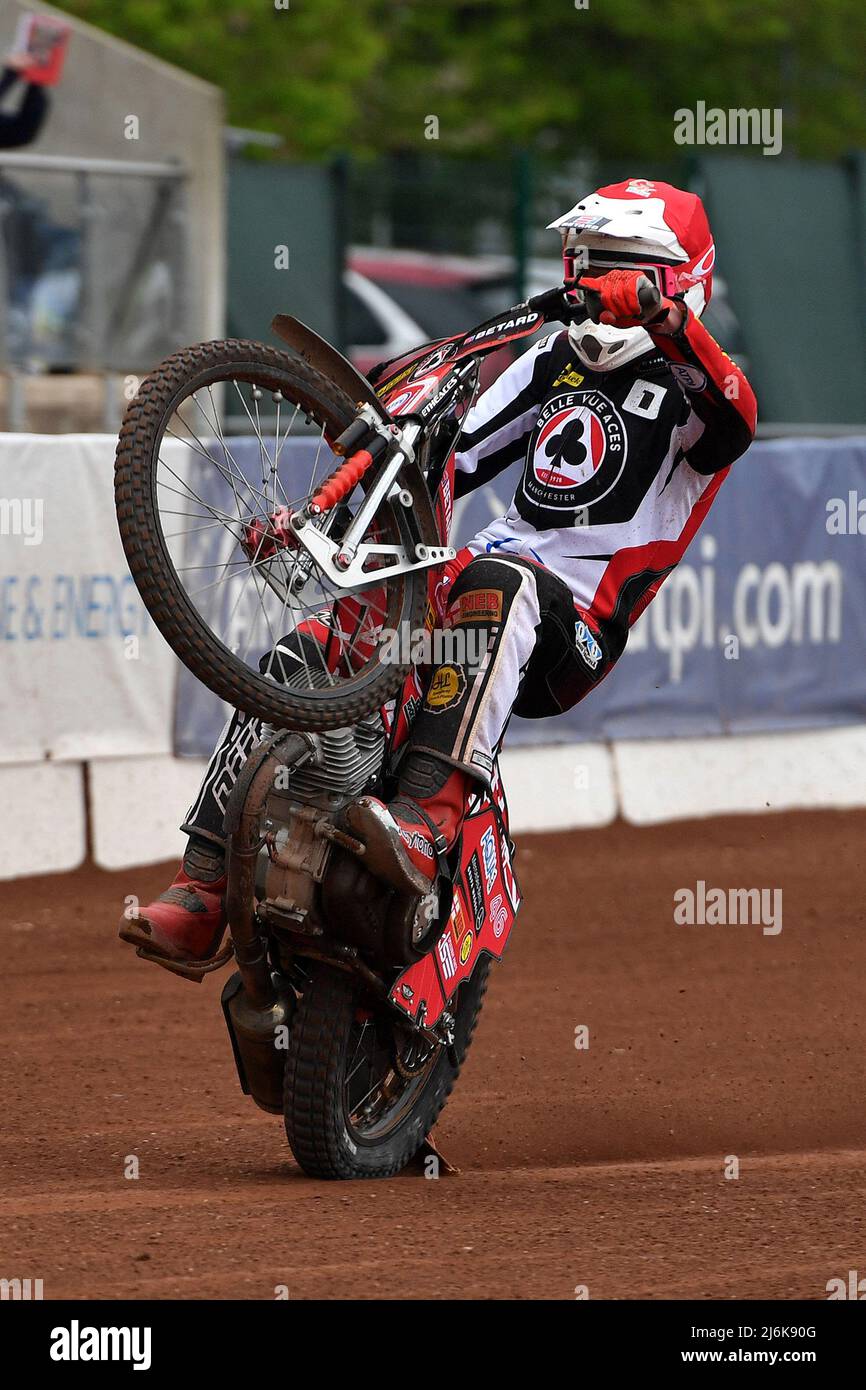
[396,796,451,878]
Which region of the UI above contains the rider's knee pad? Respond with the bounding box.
[444,554,539,633]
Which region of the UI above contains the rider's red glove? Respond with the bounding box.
[580,269,676,331]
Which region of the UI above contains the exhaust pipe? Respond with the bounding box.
[221,731,315,1113]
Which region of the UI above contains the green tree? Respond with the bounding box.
[54,0,866,159]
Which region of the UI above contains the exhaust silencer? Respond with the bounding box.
[221,972,293,1114]
[220,731,313,1114]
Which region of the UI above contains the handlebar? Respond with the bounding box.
[525,275,663,327]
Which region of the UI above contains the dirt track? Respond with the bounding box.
[2,809,865,1300]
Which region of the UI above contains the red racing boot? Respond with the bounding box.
[345,762,470,895]
[118,837,230,975]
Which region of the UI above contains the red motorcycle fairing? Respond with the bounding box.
[379,362,457,418]
[389,791,521,1032]
[373,306,545,408]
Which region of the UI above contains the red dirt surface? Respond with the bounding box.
[2,809,865,1300]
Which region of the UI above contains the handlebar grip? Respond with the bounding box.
[579,274,663,325]
[524,285,574,319]
[636,277,662,318]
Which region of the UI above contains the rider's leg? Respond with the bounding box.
[346,555,571,890]
[118,707,260,962]
[119,623,342,963]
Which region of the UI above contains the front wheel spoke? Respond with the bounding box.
[157,457,247,530]
[175,559,248,573]
[183,393,257,517]
[199,384,276,520]
[237,558,281,659]
[254,553,301,666]
[162,516,244,540]
[238,527,299,666]
[245,566,280,656]
[307,421,327,495]
[186,547,277,601]
[232,379,279,480]
[156,478,242,525]
[221,557,258,640]
[271,401,300,508]
[257,556,335,689]
[168,415,270,519]
[253,391,272,495]
[194,385,246,488]
[316,574,386,678]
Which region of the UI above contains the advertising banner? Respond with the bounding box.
[170,436,866,755]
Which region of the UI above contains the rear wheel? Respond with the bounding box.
[284,959,489,1179]
[115,339,426,730]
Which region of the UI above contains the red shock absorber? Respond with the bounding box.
[310,445,381,514]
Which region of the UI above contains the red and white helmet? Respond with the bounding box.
[548,178,716,369]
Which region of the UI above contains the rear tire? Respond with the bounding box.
[284,959,489,1179]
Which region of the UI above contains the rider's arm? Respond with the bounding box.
[0,65,50,149]
[453,334,557,498]
[649,306,757,474]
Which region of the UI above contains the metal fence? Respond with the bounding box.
[0,151,191,429]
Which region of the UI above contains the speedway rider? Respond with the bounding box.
[120,179,757,966]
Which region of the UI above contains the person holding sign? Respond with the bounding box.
[0,11,70,148]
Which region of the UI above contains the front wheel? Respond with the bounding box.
[115,339,426,731]
[283,959,489,1179]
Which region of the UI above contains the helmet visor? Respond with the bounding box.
[562,235,683,295]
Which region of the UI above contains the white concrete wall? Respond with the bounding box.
[88,755,206,872]
[613,726,866,825]
[501,743,617,833]
[0,762,86,878]
[4,726,863,880]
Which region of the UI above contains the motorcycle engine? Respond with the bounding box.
[253,712,387,936]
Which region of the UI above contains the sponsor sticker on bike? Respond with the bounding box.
[480,826,498,892]
[488,892,509,940]
[459,931,473,966]
[415,341,459,374]
[437,931,457,981]
[466,851,486,931]
[463,311,541,347]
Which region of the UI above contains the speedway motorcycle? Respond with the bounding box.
[114,277,660,1179]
